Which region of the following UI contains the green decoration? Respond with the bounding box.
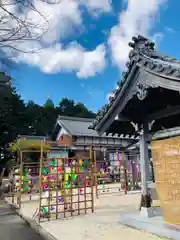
[72,173,77,181]
[71,168,77,181]
[24,168,28,175]
[66,182,71,188]
[23,167,30,191]
[42,167,48,175]
[43,207,48,216]
[51,159,56,167]
[80,166,84,172]
[84,159,89,166]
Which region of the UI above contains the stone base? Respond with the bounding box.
[120,208,180,240]
[140,207,154,218]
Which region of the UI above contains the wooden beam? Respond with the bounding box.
[147,105,180,122]
[117,113,132,122]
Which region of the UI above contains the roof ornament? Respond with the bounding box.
[129,35,179,64]
[137,83,148,100]
[129,35,156,60]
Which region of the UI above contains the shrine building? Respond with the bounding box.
[88,35,180,217]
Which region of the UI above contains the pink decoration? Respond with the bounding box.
[42,183,48,189]
[116,150,120,167]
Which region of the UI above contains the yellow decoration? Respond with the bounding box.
[79,159,83,166]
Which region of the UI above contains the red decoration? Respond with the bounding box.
[58,167,63,173]
[60,136,64,140]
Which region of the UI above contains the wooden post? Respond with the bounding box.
[38,140,43,223]
[19,151,23,209]
[139,123,152,214]
[93,148,98,199]
[122,151,127,195]
[90,146,94,212]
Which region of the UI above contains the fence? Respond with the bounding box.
[39,155,94,221]
[95,151,141,196]
[8,144,95,222]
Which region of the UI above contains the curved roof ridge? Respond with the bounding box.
[89,35,180,131]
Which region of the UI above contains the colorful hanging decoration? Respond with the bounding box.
[80,188,84,195]
[21,168,33,193]
[58,196,63,203]
[42,167,48,175]
[51,159,56,168]
[39,156,92,219]
[42,207,48,217]
[116,150,120,167]
[84,159,89,166]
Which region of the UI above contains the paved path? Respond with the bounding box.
[0,201,43,240]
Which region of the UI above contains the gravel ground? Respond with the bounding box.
[0,200,43,240]
[19,192,167,240]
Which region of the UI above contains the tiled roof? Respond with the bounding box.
[56,115,137,139]
[89,35,180,131]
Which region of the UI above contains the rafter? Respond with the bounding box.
[147,105,180,122]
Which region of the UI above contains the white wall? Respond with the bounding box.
[56,127,69,141]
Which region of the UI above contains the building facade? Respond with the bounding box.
[52,116,140,175]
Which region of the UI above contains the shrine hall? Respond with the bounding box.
[89,35,180,219]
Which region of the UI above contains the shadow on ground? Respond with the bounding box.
[0,200,43,240]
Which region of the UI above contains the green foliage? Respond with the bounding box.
[44,98,54,109]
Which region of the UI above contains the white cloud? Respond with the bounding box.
[0,0,109,78]
[18,43,106,78]
[77,44,106,78]
[109,0,167,68]
[29,0,82,44]
[80,0,112,13]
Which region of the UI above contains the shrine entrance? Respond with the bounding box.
[8,141,95,222]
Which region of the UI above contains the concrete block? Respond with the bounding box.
[140,207,154,218]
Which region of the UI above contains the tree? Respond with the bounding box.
[0,73,28,168]
[44,98,54,109]
[58,98,95,118]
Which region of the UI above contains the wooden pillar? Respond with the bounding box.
[122,151,127,194]
[139,123,152,217]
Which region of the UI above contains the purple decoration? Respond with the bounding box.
[80,174,84,179]
[50,206,55,211]
[50,176,55,180]
[58,196,62,203]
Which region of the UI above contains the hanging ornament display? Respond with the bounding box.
[22,167,33,193]
[58,196,63,203]
[51,159,56,168]
[42,207,48,217]
[84,159,89,166]
[42,167,48,175]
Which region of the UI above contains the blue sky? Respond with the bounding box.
[7,0,180,112]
